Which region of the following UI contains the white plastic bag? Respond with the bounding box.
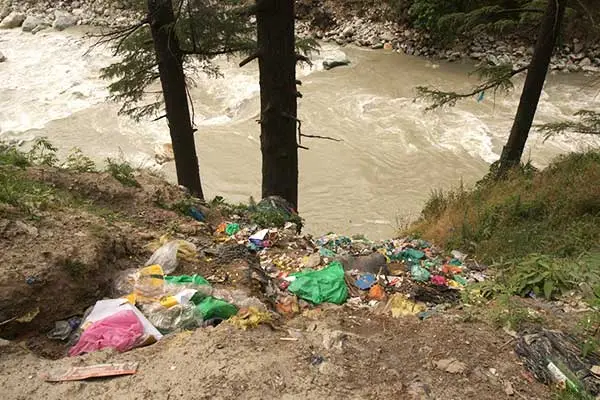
[145,240,197,274]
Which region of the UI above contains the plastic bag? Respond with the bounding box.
[410,265,431,282]
[164,274,210,287]
[193,296,238,320]
[145,240,197,274]
[133,265,166,303]
[225,223,240,236]
[210,288,267,311]
[288,261,348,305]
[68,299,162,356]
[141,303,203,333]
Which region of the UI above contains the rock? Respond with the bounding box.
[503,381,515,396]
[342,25,354,38]
[371,42,384,50]
[53,10,78,31]
[571,52,586,61]
[435,358,467,374]
[0,51,5,63]
[21,15,43,32]
[470,52,484,59]
[0,338,10,347]
[579,57,592,67]
[14,220,39,237]
[574,41,584,54]
[379,32,395,42]
[487,54,501,66]
[322,50,350,70]
[0,11,26,29]
[31,23,49,34]
[72,8,85,17]
[582,65,600,73]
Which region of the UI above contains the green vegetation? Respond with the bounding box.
[411,151,600,379]
[210,196,304,231]
[408,151,600,261]
[105,158,140,188]
[63,148,97,173]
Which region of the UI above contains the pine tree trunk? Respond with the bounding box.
[147,0,204,199]
[498,0,567,174]
[255,0,299,209]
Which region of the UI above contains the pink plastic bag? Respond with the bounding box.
[68,310,144,356]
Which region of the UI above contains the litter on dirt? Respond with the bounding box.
[41,362,139,382]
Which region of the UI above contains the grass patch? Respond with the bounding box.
[0,168,58,216]
[406,151,600,262]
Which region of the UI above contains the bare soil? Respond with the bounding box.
[1,307,551,400]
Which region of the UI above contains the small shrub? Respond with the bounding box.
[0,144,30,168]
[27,137,58,166]
[105,158,139,187]
[63,148,96,173]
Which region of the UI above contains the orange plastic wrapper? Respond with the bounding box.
[368,284,386,301]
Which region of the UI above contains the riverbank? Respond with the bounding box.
[2,0,599,73]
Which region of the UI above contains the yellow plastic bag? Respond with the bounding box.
[383,294,426,318]
[133,265,165,303]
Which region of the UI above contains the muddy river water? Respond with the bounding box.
[1,28,599,238]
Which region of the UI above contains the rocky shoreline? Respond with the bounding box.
[297,16,600,74]
[1,0,599,73]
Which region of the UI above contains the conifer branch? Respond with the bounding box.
[296,53,312,66]
[538,110,600,140]
[239,51,261,67]
[416,64,529,110]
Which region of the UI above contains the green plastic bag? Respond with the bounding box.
[194,296,238,320]
[165,274,210,286]
[288,261,348,305]
[319,248,337,258]
[402,248,425,262]
[225,223,240,236]
[411,265,431,282]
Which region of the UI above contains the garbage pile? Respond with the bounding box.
[214,215,487,320]
[54,198,486,358]
[55,239,269,357]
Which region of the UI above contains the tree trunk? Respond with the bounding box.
[255,0,299,209]
[498,0,567,174]
[147,0,204,199]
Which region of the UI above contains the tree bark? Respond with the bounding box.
[255,0,299,209]
[498,0,567,174]
[147,0,204,199]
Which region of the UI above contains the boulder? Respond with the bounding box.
[582,65,600,73]
[322,50,350,70]
[0,51,6,63]
[579,57,592,67]
[52,10,78,31]
[22,15,44,32]
[342,25,354,38]
[0,11,25,29]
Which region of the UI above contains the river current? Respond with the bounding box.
[1,28,599,238]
